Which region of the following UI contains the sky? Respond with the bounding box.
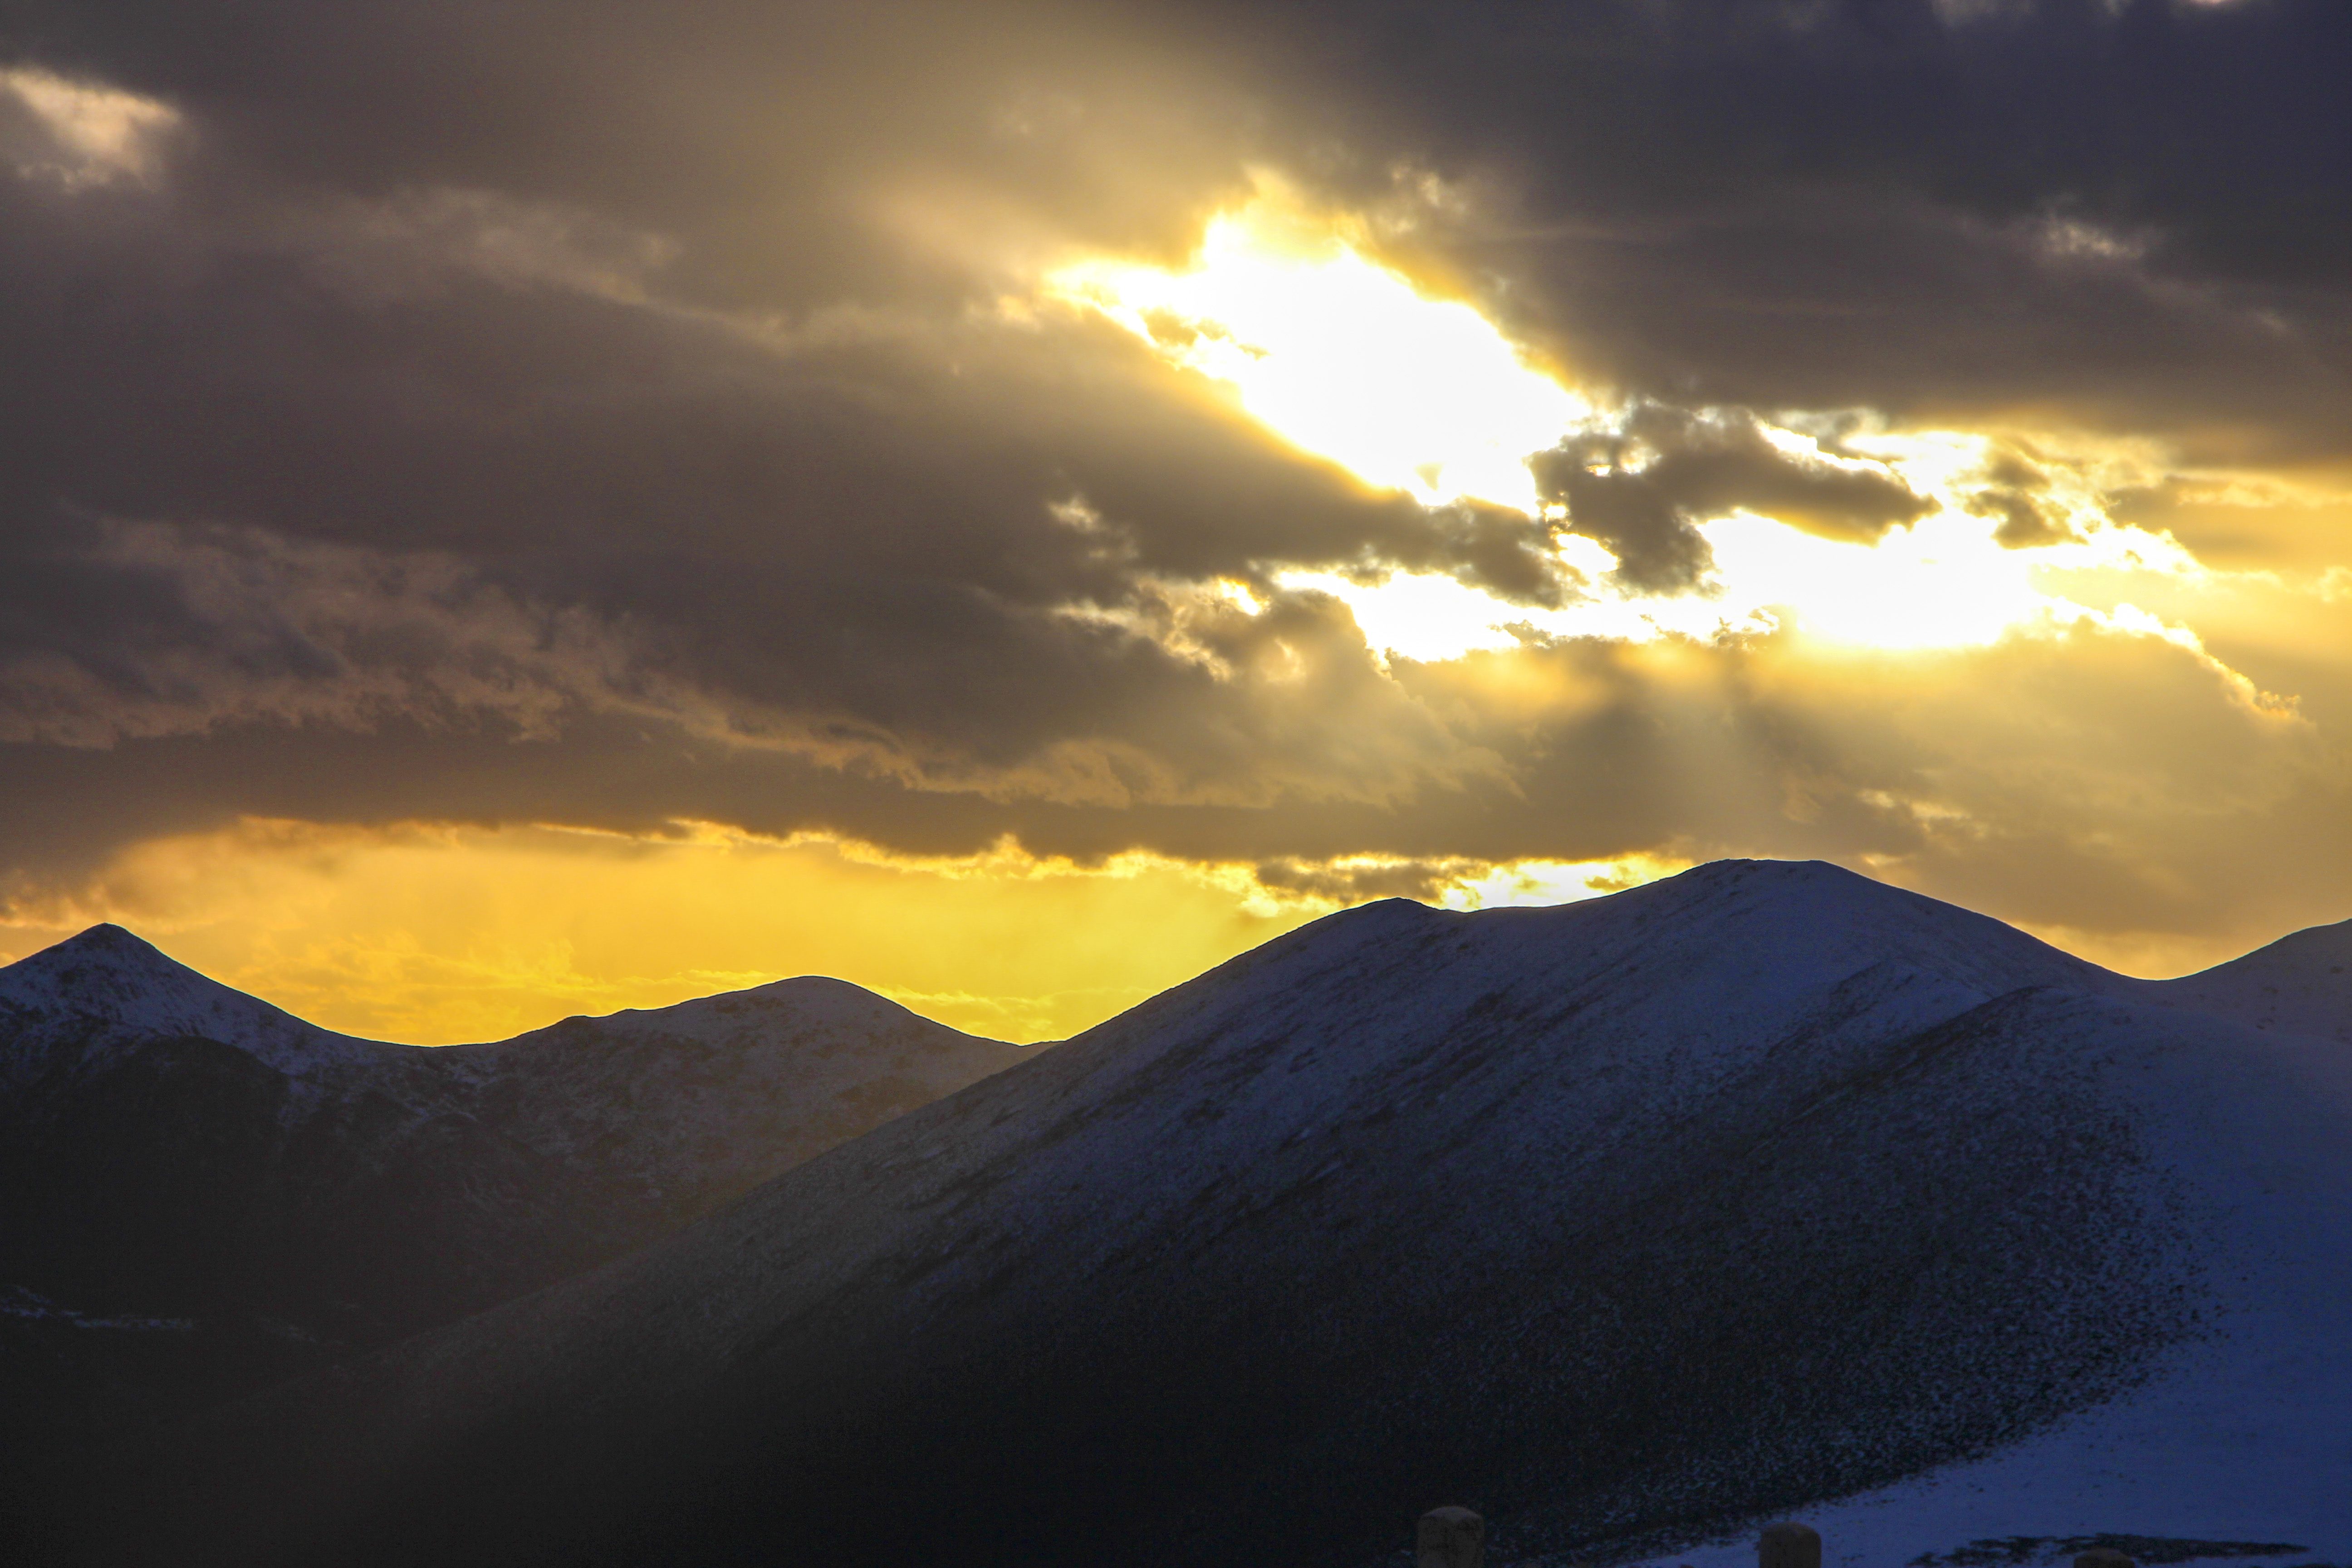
[1,0,2348,1043]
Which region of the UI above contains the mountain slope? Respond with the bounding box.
[431,975,1014,1238]
[0,923,427,1098]
[2149,916,2352,1043]
[94,861,2352,1568]
[0,927,1024,1455]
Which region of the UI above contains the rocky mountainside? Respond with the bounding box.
[0,926,1023,1454]
[70,861,2352,1568]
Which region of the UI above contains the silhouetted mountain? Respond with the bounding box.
[0,927,1022,1458]
[69,862,2352,1568]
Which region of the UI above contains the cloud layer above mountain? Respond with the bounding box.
[2,0,2348,1034]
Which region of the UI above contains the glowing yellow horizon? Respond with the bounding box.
[1,817,2292,1050]
[0,821,1696,1046]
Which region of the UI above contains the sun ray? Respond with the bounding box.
[1044,185,2255,672]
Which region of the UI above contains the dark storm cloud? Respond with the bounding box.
[1487,190,2352,464]
[1252,0,2352,458]
[0,0,2348,940]
[0,152,1569,767]
[1,0,1256,309]
[1533,407,1931,591]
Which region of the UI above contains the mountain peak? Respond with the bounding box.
[514,971,1018,1054]
[5,922,203,991]
[0,923,396,1076]
[45,921,178,964]
[1665,857,1905,898]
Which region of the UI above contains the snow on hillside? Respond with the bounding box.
[0,923,1023,1161]
[0,925,411,1093]
[0,922,1026,1457]
[2150,917,2352,1044]
[1632,995,2352,1568]
[433,976,1033,1225]
[105,861,2352,1568]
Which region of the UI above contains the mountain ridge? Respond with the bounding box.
[0,923,408,1097]
[2147,915,2352,1042]
[12,859,2341,1067]
[0,922,1027,1467]
[83,858,2350,1568]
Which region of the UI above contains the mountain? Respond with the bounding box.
[0,926,1023,1457]
[66,861,2352,1568]
[2144,915,2352,1043]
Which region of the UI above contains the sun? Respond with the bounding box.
[1047,181,1586,515]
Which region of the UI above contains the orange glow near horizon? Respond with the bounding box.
[0,823,1693,1046]
[0,819,2297,1047]
[0,825,1306,1044]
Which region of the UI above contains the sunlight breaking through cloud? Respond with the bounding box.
[0,64,178,187]
[1048,179,1585,514]
[1284,501,2232,674]
[1044,185,2256,674]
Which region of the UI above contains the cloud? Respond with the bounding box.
[0,64,176,187]
[308,187,683,305]
[1533,407,1932,592]
[0,0,2346,977]
[0,516,674,748]
[1246,1,2352,463]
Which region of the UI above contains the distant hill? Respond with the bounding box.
[64,861,2351,1568]
[0,926,1024,1457]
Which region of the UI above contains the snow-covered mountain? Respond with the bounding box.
[2142,915,2352,1043]
[78,861,2352,1568]
[0,926,1023,1455]
[0,922,441,1096]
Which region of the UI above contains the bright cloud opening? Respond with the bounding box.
[1046,186,2244,671]
[1701,511,2043,649]
[0,64,178,187]
[1435,854,1691,911]
[1049,180,1586,514]
[1279,420,2227,665]
[1294,507,2218,667]
[1275,567,1535,664]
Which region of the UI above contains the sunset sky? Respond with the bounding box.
[3,0,2348,1042]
